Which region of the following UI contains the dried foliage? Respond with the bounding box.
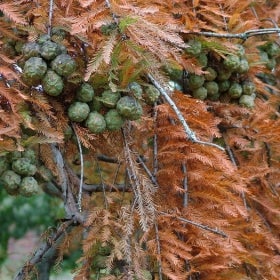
[1,0,280,280]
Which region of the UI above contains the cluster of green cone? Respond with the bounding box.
[0,147,55,197]
[20,33,76,96]
[67,81,160,134]
[257,40,280,92]
[0,149,40,196]
[182,39,258,107]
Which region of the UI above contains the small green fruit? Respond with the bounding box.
[51,27,67,40]
[68,102,90,122]
[42,70,64,96]
[223,54,240,71]
[242,81,255,95]
[85,112,106,134]
[128,82,143,99]
[40,41,61,60]
[22,57,47,86]
[105,109,125,131]
[185,40,202,56]
[51,54,76,77]
[37,34,51,45]
[0,157,9,176]
[218,80,230,93]
[7,151,22,162]
[229,82,243,99]
[237,58,249,73]
[188,74,205,90]
[22,149,37,164]
[239,94,256,108]
[217,68,232,81]
[197,53,208,68]
[22,42,41,59]
[192,87,207,100]
[204,81,219,97]
[76,83,95,102]
[261,41,280,57]
[19,176,39,196]
[116,96,143,120]
[204,67,217,81]
[144,85,160,105]
[12,157,37,176]
[1,170,21,194]
[236,44,245,57]
[98,90,121,108]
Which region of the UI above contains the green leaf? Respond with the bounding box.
[118,16,138,33]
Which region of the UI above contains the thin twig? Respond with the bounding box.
[113,161,122,185]
[159,211,228,238]
[96,160,109,209]
[182,162,188,208]
[47,0,54,36]
[154,222,163,280]
[71,124,84,212]
[148,74,225,151]
[187,28,280,40]
[153,106,159,177]
[137,156,159,187]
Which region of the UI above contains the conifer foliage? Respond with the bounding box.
[0,0,280,279]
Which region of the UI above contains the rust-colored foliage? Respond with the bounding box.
[1,0,280,280]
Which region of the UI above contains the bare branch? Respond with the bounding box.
[153,106,159,177]
[159,211,228,238]
[47,0,54,36]
[51,145,84,224]
[182,162,188,208]
[71,123,84,212]
[187,28,280,40]
[154,222,163,280]
[137,155,159,187]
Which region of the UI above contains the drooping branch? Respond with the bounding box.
[148,74,225,151]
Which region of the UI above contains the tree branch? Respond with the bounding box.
[186,28,280,40]
[147,74,225,151]
[71,123,84,212]
[14,221,74,280]
[158,211,228,238]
